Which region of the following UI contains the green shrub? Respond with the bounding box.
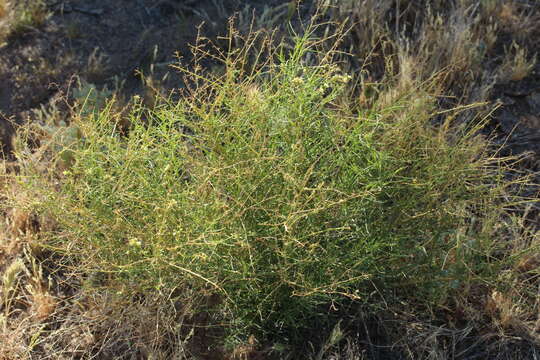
[20,31,513,346]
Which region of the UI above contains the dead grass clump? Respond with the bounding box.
[0,0,50,42]
[38,289,199,359]
[84,47,110,84]
[496,2,540,42]
[498,42,537,82]
[25,256,56,322]
[1,177,53,256]
[412,5,485,90]
[0,0,11,43]
[0,252,46,359]
[11,0,49,35]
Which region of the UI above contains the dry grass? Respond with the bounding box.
[0,0,50,43]
[0,0,7,19]
[0,0,11,44]
[84,47,110,83]
[499,42,537,82]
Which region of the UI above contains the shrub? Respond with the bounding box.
[18,30,516,347]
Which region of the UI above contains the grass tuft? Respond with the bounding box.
[0,0,49,42]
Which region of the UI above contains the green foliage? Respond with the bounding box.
[20,31,513,345]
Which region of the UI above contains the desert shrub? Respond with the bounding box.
[17,30,516,348]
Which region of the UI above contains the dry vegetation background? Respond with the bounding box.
[0,0,540,359]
